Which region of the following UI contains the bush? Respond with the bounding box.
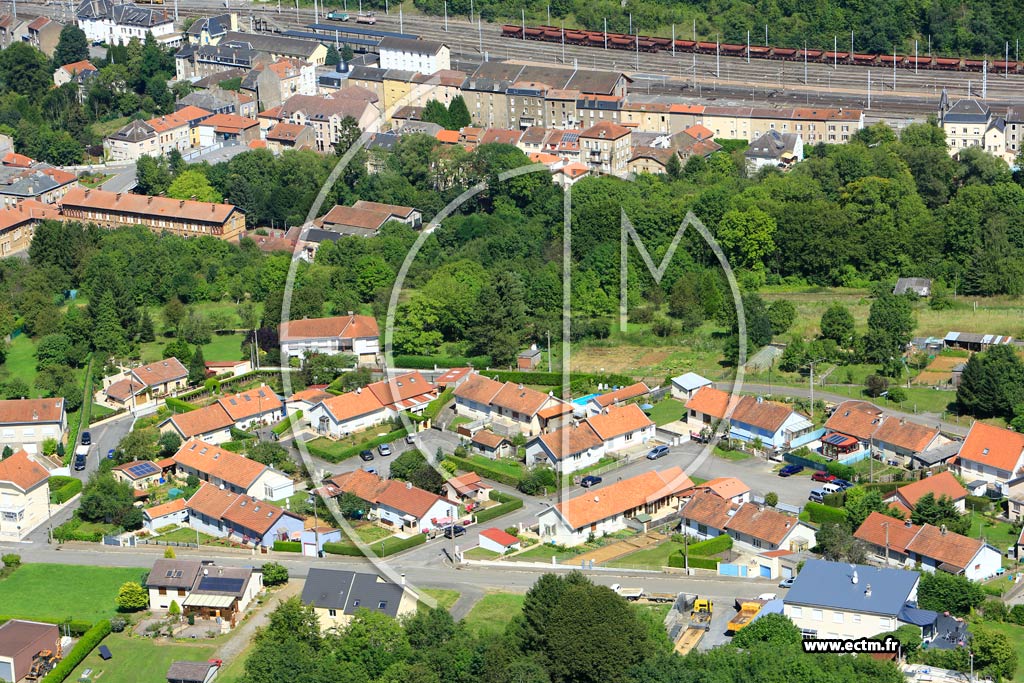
[475,491,524,523]
[861,482,900,495]
[966,496,992,513]
[110,617,126,633]
[822,492,846,508]
[271,411,302,435]
[42,619,111,683]
[825,462,856,480]
[272,540,301,553]
[686,534,732,556]
[164,397,197,413]
[262,561,289,586]
[49,476,83,504]
[982,598,1009,621]
[486,370,633,390]
[421,387,454,421]
[446,454,522,487]
[804,502,848,525]
[376,533,427,556]
[668,554,718,570]
[164,547,175,559]
[1009,604,1024,625]
[764,492,778,507]
[1,553,21,568]
[115,581,148,611]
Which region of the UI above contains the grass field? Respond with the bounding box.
[510,543,582,563]
[605,540,685,570]
[463,454,525,479]
[139,332,246,363]
[89,116,133,139]
[157,527,214,544]
[647,398,686,426]
[464,547,501,560]
[69,632,217,683]
[969,513,1019,552]
[463,593,525,635]
[419,588,460,611]
[0,335,40,394]
[0,564,147,622]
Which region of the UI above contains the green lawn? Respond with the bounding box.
[69,631,217,683]
[419,588,460,611]
[509,543,582,563]
[89,116,133,139]
[562,457,616,487]
[139,332,247,363]
[447,416,473,432]
[0,564,147,622]
[157,526,214,544]
[353,523,393,544]
[0,334,40,394]
[605,541,687,570]
[969,513,1019,552]
[463,593,525,635]
[714,446,752,461]
[647,398,686,426]
[463,454,525,479]
[464,547,501,559]
[91,402,116,420]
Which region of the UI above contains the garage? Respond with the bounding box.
[0,620,60,683]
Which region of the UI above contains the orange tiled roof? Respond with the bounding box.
[824,400,884,440]
[684,386,734,420]
[0,450,48,491]
[0,398,64,425]
[130,358,188,387]
[143,497,186,520]
[957,422,1024,473]
[217,386,282,421]
[889,471,967,509]
[905,523,984,571]
[471,429,507,449]
[557,467,692,529]
[724,503,803,545]
[317,389,387,423]
[491,382,550,417]
[854,511,921,552]
[586,404,653,440]
[453,374,503,405]
[61,187,238,224]
[172,439,267,490]
[592,382,649,408]
[539,422,603,460]
[279,314,379,342]
[166,404,234,439]
[698,476,750,500]
[681,490,737,530]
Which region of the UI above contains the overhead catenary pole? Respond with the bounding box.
[635,29,639,71]
[479,13,483,55]
[629,12,632,35]
[747,30,750,63]
[672,24,675,56]
[604,18,607,50]
[867,69,871,109]
[834,35,837,69]
[399,5,403,32]
[522,9,525,41]
[804,41,807,83]
[561,20,565,63]
[893,46,896,91]
[444,0,447,31]
[765,24,767,45]
[716,33,720,78]
[1007,42,1010,77]
[983,57,987,98]
[915,39,918,74]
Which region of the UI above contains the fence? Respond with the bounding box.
[839,449,872,466]
[783,452,828,472]
[718,563,749,577]
[137,538,200,548]
[790,428,825,449]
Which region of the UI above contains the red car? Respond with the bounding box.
[811,471,836,483]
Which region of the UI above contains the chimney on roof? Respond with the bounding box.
[518,383,524,390]
[148,195,154,204]
[116,192,122,201]
[179,200,185,208]
[84,188,91,198]
[941,524,947,535]
[851,569,858,584]
[905,518,912,528]
[31,410,38,420]
[864,584,872,597]
[405,481,412,489]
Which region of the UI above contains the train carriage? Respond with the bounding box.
[772,47,797,60]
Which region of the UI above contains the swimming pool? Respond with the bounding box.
[572,393,601,406]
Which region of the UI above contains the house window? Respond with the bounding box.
[832,612,844,623]
[159,588,167,595]
[378,601,388,609]
[790,606,802,618]
[328,609,337,617]
[697,524,707,534]
[852,614,861,623]
[811,609,823,621]
[801,629,817,639]
[878,617,893,630]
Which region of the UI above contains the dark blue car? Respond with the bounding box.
[778,464,804,477]
[580,475,602,488]
[832,479,854,490]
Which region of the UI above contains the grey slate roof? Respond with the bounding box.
[107,118,156,143]
[177,90,236,113]
[145,559,204,590]
[0,167,75,200]
[186,13,231,38]
[220,31,322,59]
[77,0,172,27]
[893,277,932,296]
[745,129,800,160]
[378,36,446,55]
[465,61,626,96]
[167,660,217,683]
[943,98,990,124]
[784,559,919,617]
[671,372,711,392]
[301,568,407,618]
[914,440,961,466]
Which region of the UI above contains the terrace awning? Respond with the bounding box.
[182,593,235,608]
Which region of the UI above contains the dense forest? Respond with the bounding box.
[239,572,906,683]
[406,0,1023,57]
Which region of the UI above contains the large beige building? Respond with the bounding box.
[580,121,632,176]
[276,90,382,151]
[60,187,246,241]
[0,398,67,454]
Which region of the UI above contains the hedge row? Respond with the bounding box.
[804,501,848,525]
[273,540,301,553]
[668,554,719,571]
[393,354,491,369]
[966,495,993,513]
[49,476,83,504]
[307,427,408,463]
[43,619,111,683]
[475,492,524,524]
[272,410,302,436]
[421,388,453,422]
[687,534,733,556]
[165,397,197,413]
[0,617,92,636]
[862,482,901,495]
[53,519,112,543]
[323,533,428,557]
[445,454,522,487]
[485,370,633,388]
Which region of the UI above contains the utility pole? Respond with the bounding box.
[521,9,525,42]
[547,330,551,372]
[834,35,837,69]
[867,69,871,109]
[804,42,807,84]
[747,30,750,63]
[806,358,825,419]
[561,20,565,63]
[635,30,639,71]
[399,5,403,33]
[671,24,675,57]
[982,57,987,99]
[628,12,632,35]
[915,40,918,75]
[604,18,607,50]
[716,34,720,79]
[443,0,447,31]
[882,521,890,565]
[893,47,896,91]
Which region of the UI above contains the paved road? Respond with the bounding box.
[25,413,135,545]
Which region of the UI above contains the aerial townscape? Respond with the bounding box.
[1,0,1024,681]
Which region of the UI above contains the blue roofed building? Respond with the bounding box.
[782,559,937,641]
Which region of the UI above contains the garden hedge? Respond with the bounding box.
[323,542,362,556]
[966,495,993,513]
[49,476,83,504]
[804,501,848,525]
[393,354,491,369]
[272,540,301,553]
[445,454,522,487]
[272,411,302,435]
[861,482,900,495]
[323,533,427,557]
[475,492,524,523]
[686,534,733,556]
[43,619,111,683]
[0,617,91,636]
[668,554,719,570]
[165,397,197,413]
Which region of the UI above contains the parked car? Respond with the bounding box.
[811,471,836,483]
[580,475,602,488]
[364,467,378,475]
[832,479,854,490]
[378,443,392,457]
[106,449,115,460]
[646,445,670,460]
[359,449,374,462]
[73,452,87,471]
[443,525,466,538]
[405,433,415,445]
[808,489,824,503]
[821,482,843,495]
[778,464,803,477]
[81,431,92,446]
[779,577,795,589]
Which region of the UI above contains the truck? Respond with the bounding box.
[726,601,762,634]
[355,12,376,24]
[326,10,349,20]
[674,598,712,656]
[26,650,60,680]
[610,584,643,601]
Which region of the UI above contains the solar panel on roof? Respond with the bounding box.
[197,576,245,593]
[127,462,160,478]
